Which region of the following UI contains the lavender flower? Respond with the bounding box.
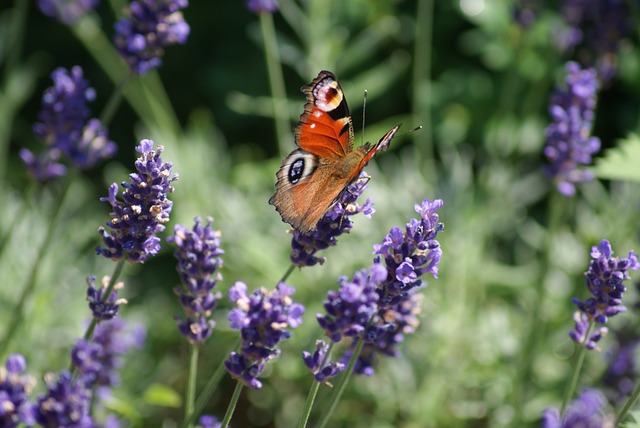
[247,0,278,13]
[603,328,639,404]
[559,0,632,82]
[196,415,223,428]
[38,0,101,25]
[569,240,639,349]
[114,0,190,75]
[290,173,375,266]
[33,371,93,427]
[0,354,36,427]
[23,66,116,181]
[96,139,177,263]
[302,340,345,385]
[317,264,385,343]
[225,282,304,389]
[72,318,146,388]
[513,0,539,28]
[352,198,443,375]
[544,62,601,197]
[167,217,223,344]
[86,275,127,321]
[541,389,613,428]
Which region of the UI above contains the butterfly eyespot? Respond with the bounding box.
[288,158,306,184]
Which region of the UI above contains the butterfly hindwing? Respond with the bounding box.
[295,70,354,159]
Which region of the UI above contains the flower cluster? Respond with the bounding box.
[542,389,612,427]
[246,0,278,13]
[38,0,101,25]
[559,0,633,82]
[569,239,638,349]
[603,328,640,404]
[114,0,190,75]
[86,275,127,321]
[302,340,345,385]
[96,139,177,263]
[21,66,116,181]
[197,415,224,428]
[167,217,224,344]
[290,173,375,266]
[225,282,304,389]
[0,355,36,427]
[71,318,146,388]
[33,371,93,427]
[543,62,601,197]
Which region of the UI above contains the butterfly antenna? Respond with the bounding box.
[361,89,368,145]
[397,125,423,138]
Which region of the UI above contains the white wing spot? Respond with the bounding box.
[313,111,322,118]
[310,123,316,128]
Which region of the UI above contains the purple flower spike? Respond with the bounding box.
[247,0,278,13]
[167,217,224,344]
[225,282,304,389]
[542,388,612,427]
[114,0,190,75]
[96,140,177,263]
[86,275,127,321]
[34,371,93,427]
[26,66,116,181]
[0,354,36,428]
[569,240,639,349]
[38,0,101,25]
[544,62,601,197]
[290,173,375,266]
[197,415,223,428]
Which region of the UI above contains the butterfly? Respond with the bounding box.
[269,70,400,234]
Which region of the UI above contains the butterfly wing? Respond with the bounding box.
[295,70,354,158]
[348,124,401,183]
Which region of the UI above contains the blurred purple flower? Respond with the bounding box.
[0,354,36,427]
[603,328,639,404]
[247,0,278,13]
[544,62,600,197]
[23,66,116,182]
[290,173,375,266]
[197,415,223,428]
[558,0,632,82]
[167,217,224,344]
[72,318,146,388]
[541,389,612,427]
[225,282,304,389]
[569,240,639,349]
[96,139,177,263]
[33,371,93,427]
[38,0,101,25]
[114,0,190,74]
[513,0,539,28]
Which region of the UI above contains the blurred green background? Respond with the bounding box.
[2,0,640,426]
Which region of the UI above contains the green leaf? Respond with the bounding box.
[143,383,182,408]
[621,410,640,428]
[594,134,640,182]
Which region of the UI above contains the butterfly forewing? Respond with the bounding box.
[295,71,354,158]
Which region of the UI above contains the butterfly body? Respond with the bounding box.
[269,70,400,234]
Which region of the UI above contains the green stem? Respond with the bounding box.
[279,264,296,284]
[316,336,367,428]
[184,344,200,428]
[411,0,436,180]
[560,323,594,414]
[259,11,291,157]
[297,341,335,428]
[99,75,129,127]
[0,178,71,357]
[616,375,640,425]
[512,190,565,423]
[182,340,239,428]
[220,380,244,428]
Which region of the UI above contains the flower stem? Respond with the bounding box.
[184,344,200,428]
[99,74,129,127]
[220,379,244,428]
[182,340,239,428]
[297,341,336,428]
[316,337,366,428]
[616,376,640,425]
[0,178,71,357]
[280,264,296,284]
[259,10,291,157]
[560,322,594,414]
